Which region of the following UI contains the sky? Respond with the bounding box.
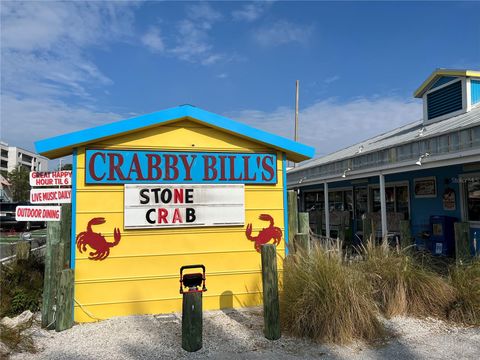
[1,1,479,167]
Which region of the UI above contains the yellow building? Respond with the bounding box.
[35,105,313,322]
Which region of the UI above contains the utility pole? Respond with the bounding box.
[293,80,299,168]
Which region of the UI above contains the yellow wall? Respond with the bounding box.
[73,119,285,322]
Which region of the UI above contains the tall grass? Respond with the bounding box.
[355,238,455,319]
[281,243,385,344]
[448,260,480,325]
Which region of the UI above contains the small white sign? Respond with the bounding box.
[30,188,72,204]
[16,206,61,221]
[124,184,244,229]
[29,171,72,187]
[435,242,443,255]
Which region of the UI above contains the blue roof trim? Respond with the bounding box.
[35,105,314,160]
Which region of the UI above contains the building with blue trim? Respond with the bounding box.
[288,69,480,256]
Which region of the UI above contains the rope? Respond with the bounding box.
[74,299,103,321]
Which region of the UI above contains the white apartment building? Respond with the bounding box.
[0,141,49,173]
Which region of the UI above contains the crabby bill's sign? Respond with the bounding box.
[85,149,276,229]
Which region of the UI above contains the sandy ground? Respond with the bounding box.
[10,307,480,360]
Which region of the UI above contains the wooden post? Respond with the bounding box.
[454,222,470,264]
[60,204,72,268]
[261,244,281,340]
[182,292,203,352]
[362,217,372,242]
[42,221,61,329]
[55,269,74,332]
[294,233,309,253]
[297,212,310,252]
[338,217,346,242]
[16,241,30,261]
[399,220,412,249]
[298,212,309,234]
[288,191,298,250]
[314,210,322,235]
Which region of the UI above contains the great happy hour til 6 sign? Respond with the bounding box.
[29,171,72,187]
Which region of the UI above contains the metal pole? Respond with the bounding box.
[293,80,299,168]
[379,174,388,238]
[324,182,330,238]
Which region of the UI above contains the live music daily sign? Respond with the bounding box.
[30,188,72,204]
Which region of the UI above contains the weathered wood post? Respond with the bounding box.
[261,244,280,340]
[60,204,72,268]
[182,292,203,352]
[362,217,372,243]
[42,221,61,329]
[295,212,310,253]
[55,269,74,332]
[399,220,412,249]
[454,222,470,264]
[287,191,298,252]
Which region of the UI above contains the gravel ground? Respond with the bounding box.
[10,307,480,360]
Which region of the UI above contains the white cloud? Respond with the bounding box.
[324,75,340,84]
[232,2,271,22]
[229,97,422,157]
[169,3,225,65]
[254,20,313,47]
[0,2,137,152]
[141,27,165,53]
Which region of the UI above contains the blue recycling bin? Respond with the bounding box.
[429,215,457,256]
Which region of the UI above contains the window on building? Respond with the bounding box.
[464,178,480,222]
[354,187,368,219]
[371,184,409,220]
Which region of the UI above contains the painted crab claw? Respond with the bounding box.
[245,223,253,237]
[113,227,121,242]
[89,217,106,226]
[258,214,273,222]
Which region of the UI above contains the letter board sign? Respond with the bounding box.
[124,184,244,229]
[86,150,276,184]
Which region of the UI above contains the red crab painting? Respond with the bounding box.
[76,217,121,261]
[245,214,282,252]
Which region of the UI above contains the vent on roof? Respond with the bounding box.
[427,80,462,120]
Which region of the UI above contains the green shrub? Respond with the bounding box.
[0,254,44,317]
[281,243,385,344]
[0,323,36,354]
[448,260,480,325]
[355,239,455,319]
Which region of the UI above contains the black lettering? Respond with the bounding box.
[151,188,161,203]
[185,189,194,203]
[146,209,156,224]
[160,189,172,203]
[186,208,196,223]
[139,189,150,204]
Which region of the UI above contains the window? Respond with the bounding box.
[354,187,368,219]
[464,178,480,222]
[371,184,410,220]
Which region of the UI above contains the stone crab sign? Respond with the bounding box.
[124,184,244,228]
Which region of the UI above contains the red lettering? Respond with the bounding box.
[180,154,196,181]
[89,152,106,181]
[203,155,217,180]
[127,153,146,180]
[228,156,243,181]
[146,154,162,180]
[242,155,256,181]
[172,208,183,223]
[158,208,168,224]
[107,153,127,180]
[173,188,184,203]
[218,155,227,181]
[164,155,179,181]
[261,155,275,182]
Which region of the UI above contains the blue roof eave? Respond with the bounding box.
[34,105,314,162]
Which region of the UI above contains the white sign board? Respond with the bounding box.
[29,171,72,187]
[124,184,244,229]
[16,206,62,221]
[30,188,72,204]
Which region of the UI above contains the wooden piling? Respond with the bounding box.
[454,222,470,264]
[55,269,74,332]
[399,220,412,249]
[294,233,309,253]
[287,191,298,249]
[261,244,281,340]
[182,292,203,352]
[60,204,72,268]
[362,217,372,242]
